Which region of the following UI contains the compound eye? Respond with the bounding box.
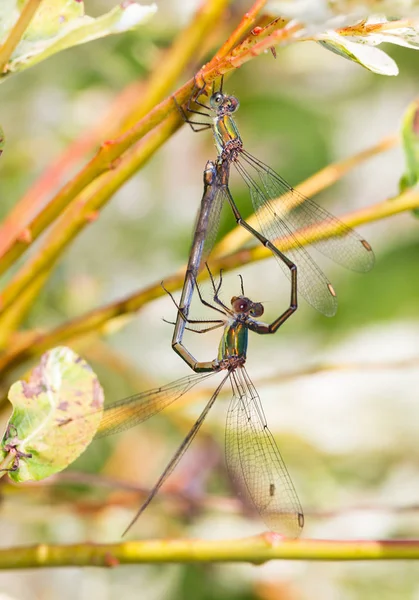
[210,92,224,108]
[231,296,250,313]
[250,303,264,318]
[227,97,240,112]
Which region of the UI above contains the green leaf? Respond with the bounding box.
[0,346,104,482]
[0,1,157,80]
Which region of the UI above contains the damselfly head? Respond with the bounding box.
[209,92,240,115]
[231,296,264,318]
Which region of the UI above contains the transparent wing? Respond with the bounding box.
[225,367,304,538]
[235,151,374,315]
[122,371,230,535]
[96,371,217,438]
[241,151,374,271]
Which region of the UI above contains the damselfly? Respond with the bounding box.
[177,81,374,317]
[76,266,303,537]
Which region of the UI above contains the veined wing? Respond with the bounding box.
[235,157,337,316]
[240,151,374,272]
[235,151,374,315]
[96,371,217,438]
[122,371,230,535]
[225,367,304,538]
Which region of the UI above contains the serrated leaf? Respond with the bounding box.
[0,1,157,80]
[317,30,399,75]
[0,346,104,482]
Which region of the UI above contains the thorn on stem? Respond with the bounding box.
[17,228,32,244]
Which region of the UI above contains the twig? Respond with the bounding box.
[208,0,267,62]
[0,0,44,74]
[1,535,419,568]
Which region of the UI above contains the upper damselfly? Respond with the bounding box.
[177,81,374,317]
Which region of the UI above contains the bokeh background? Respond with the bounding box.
[1,1,419,599]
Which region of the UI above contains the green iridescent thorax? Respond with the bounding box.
[213,114,241,156]
[217,319,248,363]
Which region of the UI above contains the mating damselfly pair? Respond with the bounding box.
[52,81,376,537]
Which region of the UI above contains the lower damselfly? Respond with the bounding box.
[177,80,374,317]
[73,266,302,538]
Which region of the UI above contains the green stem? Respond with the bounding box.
[1,535,419,568]
[0,0,44,74]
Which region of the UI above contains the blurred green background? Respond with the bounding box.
[1,1,419,599]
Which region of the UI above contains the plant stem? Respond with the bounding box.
[0,78,195,278]
[1,535,419,568]
[210,0,267,61]
[0,0,232,334]
[0,0,44,74]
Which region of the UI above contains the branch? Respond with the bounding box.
[212,0,267,60]
[0,0,44,73]
[1,535,419,568]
